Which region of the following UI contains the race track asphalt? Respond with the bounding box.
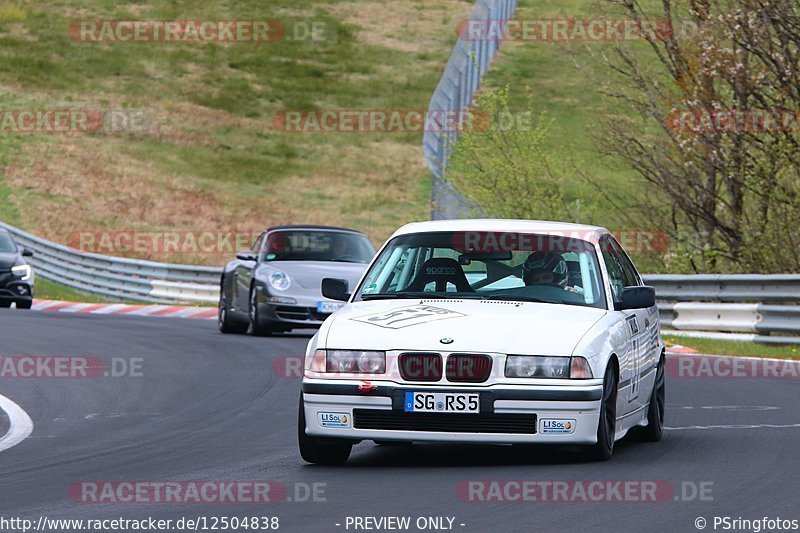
[1,308,799,533]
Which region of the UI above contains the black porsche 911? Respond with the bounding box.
[218,225,375,335]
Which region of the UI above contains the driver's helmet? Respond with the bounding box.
[522,251,569,287]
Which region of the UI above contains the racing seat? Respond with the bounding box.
[566,260,582,287]
[405,257,474,293]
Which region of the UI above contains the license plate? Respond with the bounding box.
[404,392,480,414]
[317,301,345,314]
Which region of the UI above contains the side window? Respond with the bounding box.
[601,236,626,304]
[608,238,641,287]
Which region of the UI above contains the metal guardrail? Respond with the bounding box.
[0,222,220,305]
[642,275,800,344]
[3,221,798,342]
[643,274,800,302]
[424,0,517,219]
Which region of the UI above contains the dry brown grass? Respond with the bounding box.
[325,0,463,55]
[0,0,471,266]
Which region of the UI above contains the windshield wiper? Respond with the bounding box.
[361,292,482,301]
[484,295,558,304]
[361,292,433,300]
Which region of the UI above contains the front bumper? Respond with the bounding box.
[301,380,602,445]
[0,274,33,304]
[254,289,337,329]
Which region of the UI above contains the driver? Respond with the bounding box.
[522,251,582,293]
[330,235,349,260]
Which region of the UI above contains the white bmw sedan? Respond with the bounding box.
[298,220,665,464]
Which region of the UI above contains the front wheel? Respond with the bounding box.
[639,355,666,442]
[586,362,617,461]
[247,287,272,336]
[298,396,352,465]
[218,282,247,334]
[15,300,32,309]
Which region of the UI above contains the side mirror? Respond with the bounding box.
[322,278,350,302]
[235,251,256,262]
[21,248,33,257]
[619,286,656,310]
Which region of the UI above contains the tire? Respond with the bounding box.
[15,300,32,310]
[639,355,666,442]
[298,396,352,465]
[586,362,618,461]
[0,301,11,308]
[218,282,248,334]
[247,286,272,336]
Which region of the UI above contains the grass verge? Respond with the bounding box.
[664,335,800,359]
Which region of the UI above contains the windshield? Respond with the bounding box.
[260,230,375,263]
[355,231,607,309]
[0,232,18,253]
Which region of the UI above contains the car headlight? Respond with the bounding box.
[268,271,291,291]
[318,350,386,374]
[11,264,31,281]
[505,355,587,379]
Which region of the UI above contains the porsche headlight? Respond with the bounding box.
[268,270,291,291]
[11,264,31,281]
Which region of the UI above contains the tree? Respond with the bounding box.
[597,0,800,272]
[445,86,581,221]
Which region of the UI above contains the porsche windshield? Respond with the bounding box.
[261,230,375,263]
[356,231,607,309]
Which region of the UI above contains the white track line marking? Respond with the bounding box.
[0,393,34,453]
[666,423,800,431]
[60,303,95,313]
[125,305,169,316]
[88,304,133,314]
[672,405,779,411]
[168,307,208,318]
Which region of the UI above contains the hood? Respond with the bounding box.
[0,253,20,271]
[259,261,367,290]
[324,299,607,356]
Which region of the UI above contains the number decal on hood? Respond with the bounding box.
[350,305,467,329]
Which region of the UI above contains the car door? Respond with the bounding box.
[599,235,647,415]
[233,232,263,313]
[611,238,661,405]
